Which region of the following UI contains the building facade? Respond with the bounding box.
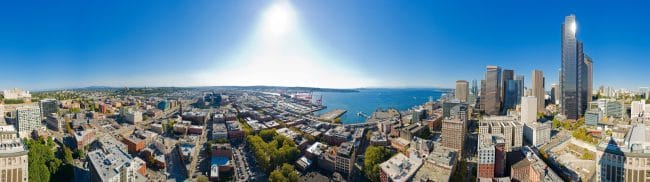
[561,14,591,120]
[455,80,469,103]
[0,125,28,182]
[484,66,502,115]
[441,117,465,153]
[479,116,523,152]
[521,96,538,123]
[15,104,42,138]
[523,121,551,147]
[532,70,545,113]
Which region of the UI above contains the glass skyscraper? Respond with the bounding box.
[484,65,502,115]
[561,14,591,119]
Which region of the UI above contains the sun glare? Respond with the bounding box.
[204,0,374,88]
[262,1,296,37]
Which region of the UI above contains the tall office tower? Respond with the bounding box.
[15,104,42,138]
[561,14,590,119]
[455,80,469,102]
[485,66,502,115]
[441,117,466,153]
[515,75,525,97]
[501,69,514,106]
[550,84,558,105]
[503,80,521,111]
[532,70,545,113]
[585,55,593,102]
[521,96,537,123]
[471,80,479,96]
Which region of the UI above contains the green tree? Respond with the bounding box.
[269,163,299,182]
[74,148,85,159]
[269,170,288,182]
[26,138,63,182]
[364,146,392,181]
[63,146,74,164]
[197,175,209,182]
[260,129,277,142]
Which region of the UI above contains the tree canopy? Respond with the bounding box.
[26,138,63,182]
[363,146,392,182]
[269,163,299,182]
[246,134,300,173]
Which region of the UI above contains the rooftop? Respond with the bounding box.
[88,147,133,181]
[380,153,423,182]
[337,142,354,157]
[306,142,328,156]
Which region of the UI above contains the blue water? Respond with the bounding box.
[314,88,445,124]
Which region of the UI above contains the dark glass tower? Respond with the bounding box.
[484,66,502,115]
[561,14,590,119]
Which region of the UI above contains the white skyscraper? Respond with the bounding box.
[15,104,42,138]
[521,96,537,123]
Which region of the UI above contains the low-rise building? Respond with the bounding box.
[125,111,143,124]
[211,123,228,140]
[45,113,62,132]
[323,126,351,146]
[226,121,244,140]
[88,146,146,182]
[379,153,423,182]
[413,144,457,182]
[123,135,145,154]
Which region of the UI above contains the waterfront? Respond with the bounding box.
[314,88,446,124]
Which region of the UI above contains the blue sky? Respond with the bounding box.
[0,0,649,90]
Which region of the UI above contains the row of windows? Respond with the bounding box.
[0,168,25,182]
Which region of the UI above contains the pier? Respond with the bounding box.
[319,109,347,121]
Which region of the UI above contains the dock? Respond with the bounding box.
[319,109,347,121]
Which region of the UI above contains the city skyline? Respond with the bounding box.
[1,0,650,90]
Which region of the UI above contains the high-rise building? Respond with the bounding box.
[455,80,469,102]
[521,96,537,123]
[0,125,29,182]
[561,14,591,119]
[501,69,514,106]
[532,70,545,113]
[550,84,559,105]
[515,75,525,97]
[585,55,593,103]
[39,99,58,118]
[503,80,522,112]
[484,66,502,115]
[441,117,466,153]
[15,104,42,138]
[471,80,479,97]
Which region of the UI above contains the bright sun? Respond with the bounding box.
[261,1,296,37]
[203,0,374,88]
